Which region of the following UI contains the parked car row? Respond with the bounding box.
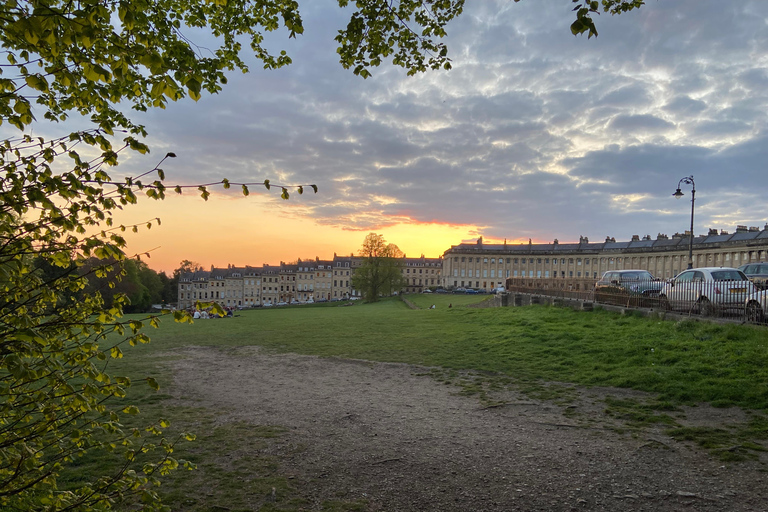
[593,264,768,323]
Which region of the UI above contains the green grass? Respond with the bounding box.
[403,292,492,309]
[127,300,768,409]
[62,300,768,509]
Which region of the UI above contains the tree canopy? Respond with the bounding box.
[352,233,406,301]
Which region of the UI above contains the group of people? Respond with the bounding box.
[190,306,235,319]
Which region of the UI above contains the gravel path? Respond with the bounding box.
[168,346,767,511]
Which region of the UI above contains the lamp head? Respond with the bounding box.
[673,188,684,198]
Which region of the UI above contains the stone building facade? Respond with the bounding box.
[442,225,768,291]
[177,253,444,308]
[401,256,443,294]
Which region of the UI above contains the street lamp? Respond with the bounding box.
[673,176,696,270]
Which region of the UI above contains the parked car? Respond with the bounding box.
[454,287,467,293]
[276,301,288,306]
[422,289,433,293]
[435,288,449,294]
[659,267,755,316]
[594,270,664,307]
[492,287,506,293]
[745,289,768,323]
[738,262,768,290]
[465,289,478,294]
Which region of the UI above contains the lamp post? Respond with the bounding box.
[673,176,696,270]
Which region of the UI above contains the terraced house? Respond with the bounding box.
[178,253,444,308]
[401,255,443,294]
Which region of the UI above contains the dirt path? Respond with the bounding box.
[168,346,766,511]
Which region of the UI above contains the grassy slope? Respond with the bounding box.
[123,296,768,409]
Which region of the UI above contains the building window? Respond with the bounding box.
[561,259,566,264]
[484,258,488,263]
[506,258,511,263]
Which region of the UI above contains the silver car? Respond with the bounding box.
[659,267,755,316]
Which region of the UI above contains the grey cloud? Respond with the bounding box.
[597,84,651,108]
[738,69,768,90]
[692,120,752,137]
[609,114,675,133]
[663,96,707,116]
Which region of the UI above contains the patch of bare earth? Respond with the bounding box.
[168,346,767,511]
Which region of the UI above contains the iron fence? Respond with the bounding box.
[505,277,767,324]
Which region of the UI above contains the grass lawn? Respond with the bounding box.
[122,297,768,409]
[63,298,768,510]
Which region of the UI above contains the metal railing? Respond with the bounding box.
[505,277,767,324]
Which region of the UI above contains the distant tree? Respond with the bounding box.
[352,234,407,302]
[158,272,176,305]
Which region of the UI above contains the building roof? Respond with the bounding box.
[444,226,768,256]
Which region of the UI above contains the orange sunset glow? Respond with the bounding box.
[116,194,487,274]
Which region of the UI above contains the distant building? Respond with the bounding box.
[442,225,768,290]
[400,255,443,293]
[178,252,444,307]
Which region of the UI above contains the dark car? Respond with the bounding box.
[465,289,478,294]
[738,262,768,290]
[594,270,664,307]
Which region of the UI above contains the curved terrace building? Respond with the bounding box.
[442,225,768,291]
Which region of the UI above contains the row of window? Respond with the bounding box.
[454,269,511,278]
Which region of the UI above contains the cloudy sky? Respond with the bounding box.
[107,0,768,272]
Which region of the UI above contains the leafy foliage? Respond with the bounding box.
[0,130,316,510]
[566,0,646,38]
[351,233,406,301]
[335,0,464,78]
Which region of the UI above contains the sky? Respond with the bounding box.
[46,1,768,272]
